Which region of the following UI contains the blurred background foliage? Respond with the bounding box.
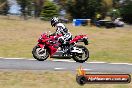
[40,0,59,20]
[120,0,132,23]
[0,0,132,23]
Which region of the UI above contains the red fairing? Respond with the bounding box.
[38,44,45,48]
[38,33,48,42]
[70,35,87,44]
[37,32,62,55]
[48,46,57,56]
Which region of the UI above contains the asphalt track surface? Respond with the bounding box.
[0,58,132,73]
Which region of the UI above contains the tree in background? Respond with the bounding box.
[109,8,120,20]
[0,0,9,15]
[103,0,113,8]
[40,0,59,20]
[101,0,113,18]
[66,0,103,20]
[120,0,132,23]
[17,0,33,19]
[112,0,120,8]
[34,0,44,17]
[54,0,67,5]
[17,0,45,18]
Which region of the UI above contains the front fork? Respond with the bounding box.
[36,43,45,54]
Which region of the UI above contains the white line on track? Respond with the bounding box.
[76,68,91,71]
[1,57,132,65]
[54,68,91,71]
[0,57,35,60]
[54,68,66,70]
[52,59,76,63]
[88,62,107,64]
[109,63,132,65]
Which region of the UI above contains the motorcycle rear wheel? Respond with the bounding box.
[32,45,49,61]
[73,45,89,63]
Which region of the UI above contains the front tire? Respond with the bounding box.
[32,45,49,61]
[73,45,89,63]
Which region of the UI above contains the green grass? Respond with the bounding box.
[0,18,132,63]
[0,71,131,88]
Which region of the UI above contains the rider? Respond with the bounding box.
[50,17,72,45]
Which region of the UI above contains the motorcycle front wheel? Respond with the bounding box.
[73,45,89,63]
[32,45,49,61]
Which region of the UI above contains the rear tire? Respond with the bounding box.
[32,45,49,61]
[73,45,89,63]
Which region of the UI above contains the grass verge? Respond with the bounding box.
[0,71,131,88]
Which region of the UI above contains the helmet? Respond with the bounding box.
[51,17,59,27]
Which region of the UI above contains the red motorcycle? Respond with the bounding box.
[32,32,89,63]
